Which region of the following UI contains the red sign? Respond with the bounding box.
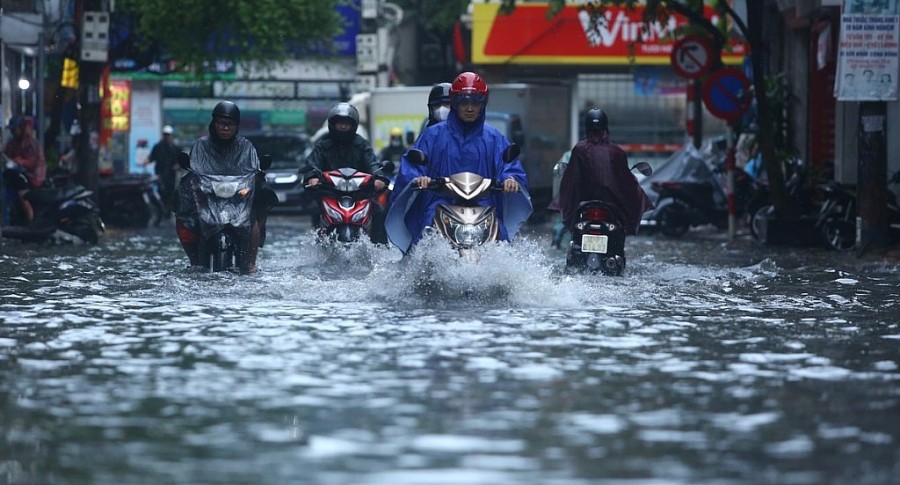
[671,35,715,79]
[472,3,747,65]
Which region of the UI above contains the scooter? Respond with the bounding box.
[178,153,271,273]
[404,145,526,257]
[1,164,104,244]
[98,173,166,228]
[305,162,392,245]
[651,160,763,237]
[816,171,900,251]
[565,162,653,276]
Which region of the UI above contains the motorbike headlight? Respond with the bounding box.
[273,174,298,184]
[453,222,489,247]
[351,204,370,223]
[323,204,343,222]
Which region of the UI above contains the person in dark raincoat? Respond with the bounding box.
[300,102,389,244]
[552,108,653,235]
[175,101,277,274]
[386,72,532,254]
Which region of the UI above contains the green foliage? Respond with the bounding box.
[116,0,342,76]
[764,72,798,163]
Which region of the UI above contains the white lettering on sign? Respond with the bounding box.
[579,10,679,48]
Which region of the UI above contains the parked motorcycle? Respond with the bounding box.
[749,157,822,244]
[305,161,393,245]
[816,171,900,251]
[2,164,104,244]
[403,145,528,258]
[564,162,653,276]
[178,153,271,273]
[651,160,764,238]
[98,173,165,228]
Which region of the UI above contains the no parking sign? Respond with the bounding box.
[702,68,752,123]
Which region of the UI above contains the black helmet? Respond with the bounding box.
[584,108,609,134]
[7,115,27,131]
[327,102,360,141]
[212,101,241,123]
[427,83,452,108]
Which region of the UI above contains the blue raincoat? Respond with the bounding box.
[386,109,533,254]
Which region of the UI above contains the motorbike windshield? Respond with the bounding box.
[195,173,256,230]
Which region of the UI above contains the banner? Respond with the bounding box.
[834,1,900,101]
[472,3,747,65]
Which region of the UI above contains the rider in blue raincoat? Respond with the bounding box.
[386,72,532,254]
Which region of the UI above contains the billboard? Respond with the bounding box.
[472,3,747,65]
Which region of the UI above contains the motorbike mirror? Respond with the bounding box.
[178,152,190,170]
[260,154,272,171]
[632,161,653,177]
[380,160,396,174]
[407,149,428,166]
[502,144,520,163]
[405,131,415,146]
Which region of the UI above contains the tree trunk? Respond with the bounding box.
[747,1,789,217]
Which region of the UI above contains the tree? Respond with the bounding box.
[114,0,344,75]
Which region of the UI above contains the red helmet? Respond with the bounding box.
[450,72,488,107]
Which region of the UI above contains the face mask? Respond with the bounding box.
[434,106,450,121]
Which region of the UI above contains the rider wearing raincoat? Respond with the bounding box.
[386,72,532,254]
[175,101,277,273]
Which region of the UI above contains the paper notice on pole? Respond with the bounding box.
[834,14,899,101]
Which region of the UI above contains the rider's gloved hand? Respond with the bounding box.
[374,179,386,191]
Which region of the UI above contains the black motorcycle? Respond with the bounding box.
[2,165,104,244]
[565,162,653,276]
[816,171,900,251]
[98,173,166,228]
[651,161,764,238]
[178,153,272,273]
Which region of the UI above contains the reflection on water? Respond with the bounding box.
[2,220,899,484]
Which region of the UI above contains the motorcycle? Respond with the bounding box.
[98,173,166,228]
[1,163,104,244]
[565,162,653,276]
[816,171,900,251]
[749,157,822,245]
[178,152,271,273]
[305,161,393,245]
[400,144,531,257]
[650,159,764,238]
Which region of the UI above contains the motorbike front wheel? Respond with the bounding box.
[63,213,103,244]
[821,216,856,251]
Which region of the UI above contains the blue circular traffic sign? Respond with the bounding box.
[702,68,752,123]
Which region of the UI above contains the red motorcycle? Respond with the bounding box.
[307,167,389,244]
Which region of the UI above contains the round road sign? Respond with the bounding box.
[670,35,714,79]
[702,67,752,123]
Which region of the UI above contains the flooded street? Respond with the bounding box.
[2,217,899,485]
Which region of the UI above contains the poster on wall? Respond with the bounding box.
[834,0,899,101]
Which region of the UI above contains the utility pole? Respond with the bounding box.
[856,101,889,255]
[74,1,109,195]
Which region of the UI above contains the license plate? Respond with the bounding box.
[581,234,608,254]
[276,191,287,202]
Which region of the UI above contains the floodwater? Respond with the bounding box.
[1,217,899,485]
